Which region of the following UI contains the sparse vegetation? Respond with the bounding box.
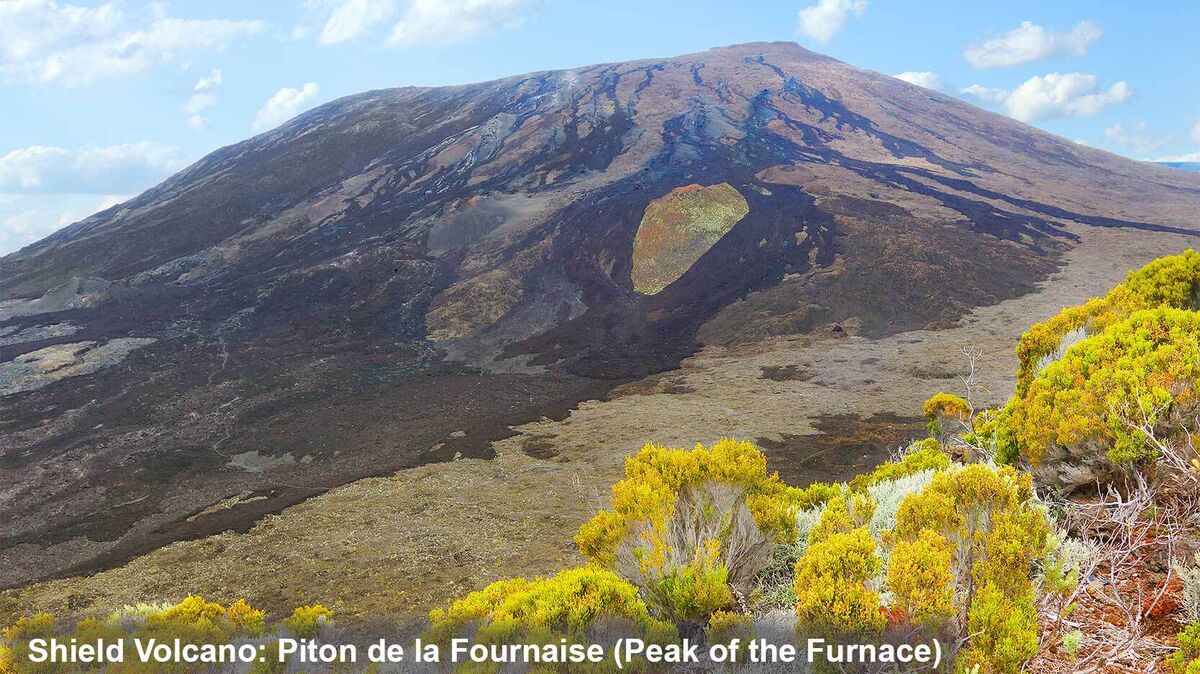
[0,597,334,674]
[574,439,827,631]
[426,566,676,655]
[5,250,1200,673]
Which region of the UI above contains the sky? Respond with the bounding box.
[1,0,1197,255]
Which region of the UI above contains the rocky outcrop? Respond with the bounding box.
[631,183,749,295]
[0,338,155,396]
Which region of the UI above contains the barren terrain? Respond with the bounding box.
[4,224,1193,625]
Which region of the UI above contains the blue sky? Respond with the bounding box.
[1,0,1197,255]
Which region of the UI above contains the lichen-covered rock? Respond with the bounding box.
[630,183,749,295]
[0,338,156,396]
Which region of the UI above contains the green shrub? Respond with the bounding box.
[0,597,312,674]
[1015,249,1200,394]
[848,438,950,491]
[1169,621,1200,674]
[923,393,971,439]
[886,530,954,628]
[1008,307,1200,468]
[890,462,1048,673]
[793,527,885,636]
[426,566,676,672]
[576,439,820,627]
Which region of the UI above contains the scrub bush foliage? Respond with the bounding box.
[574,439,833,628]
[922,393,971,440]
[1170,622,1200,674]
[784,445,1051,672]
[792,527,886,635]
[952,252,1200,487]
[0,597,331,674]
[885,530,955,628]
[425,567,676,648]
[848,438,950,491]
[1014,249,1200,394]
[1008,307,1200,468]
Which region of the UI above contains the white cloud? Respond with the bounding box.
[962,72,1131,123]
[0,193,130,255]
[1104,121,1172,154]
[1148,152,1200,163]
[1192,120,1200,144]
[0,140,182,253]
[302,0,534,47]
[289,24,314,41]
[184,68,223,130]
[893,71,946,92]
[0,142,187,193]
[387,0,534,47]
[964,20,1102,69]
[796,0,867,44]
[960,84,1009,105]
[252,83,321,131]
[0,0,265,86]
[318,0,396,45]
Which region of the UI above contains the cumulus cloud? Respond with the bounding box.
[796,0,867,44]
[962,72,1131,123]
[317,0,397,45]
[964,20,1102,69]
[303,0,535,47]
[960,84,1009,105]
[893,71,946,92]
[1104,121,1173,154]
[0,140,175,253]
[184,69,223,130]
[0,140,183,252]
[0,193,131,255]
[0,142,187,193]
[252,83,321,131]
[0,0,265,86]
[388,0,535,47]
[1149,152,1200,163]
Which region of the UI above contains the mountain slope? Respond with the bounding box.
[1,42,1198,590]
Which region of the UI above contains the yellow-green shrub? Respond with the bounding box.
[282,605,333,639]
[1015,249,1200,394]
[426,566,675,649]
[1,614,57,674]
[793,527,885,635]
[1008,307,1200,467]
[0,597,292,674]
[848,438,951,491]
[960,582,1039,674]
[576,439,807,564]
[808,491,875,543]
[893,463,1034,545]
[889,463,1047,673]
[639,538,734,625]
[576,439,814,626]
[705,610,753,652]
[965,408,1019,465]
[1169,622,1200,674]
[886,530,955,628]
[958,508,1048,674]
[923,393,970,438]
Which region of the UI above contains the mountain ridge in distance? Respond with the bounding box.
[1,41,1198,597]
